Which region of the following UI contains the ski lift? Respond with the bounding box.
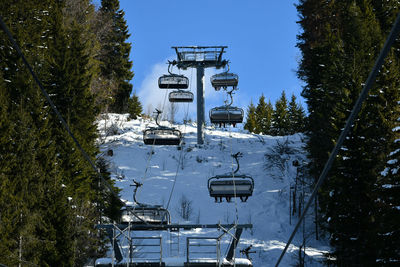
[209,89,244,127]
[120,180,171,225]
[143,109,182,145]
[210,65,238,90]
[169,90,194,103]
[208,153,254,203]
[158,64,189,89]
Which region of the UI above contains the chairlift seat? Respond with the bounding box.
[120,205,171,224]
[169,90,194,103]
[208,175,254,202]
[159,74,189,89]
[209,106,244,124]
[210,72,238,89]
[143,127,182,145]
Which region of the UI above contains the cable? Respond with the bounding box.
[165,67,193,210]
[274,11,400,267]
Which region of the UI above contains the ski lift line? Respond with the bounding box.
[274,11,400,267]
[0,16,123,203]
[165,74,192,210]
[229,131,239,267]
[229,131,240,225]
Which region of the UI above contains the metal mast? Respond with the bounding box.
[171,46,228,144]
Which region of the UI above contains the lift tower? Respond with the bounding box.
[171,46,228,144]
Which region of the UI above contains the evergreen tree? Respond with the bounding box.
[297,0,400,264]
[374,53,400,264]
[271,91,289,136]
[244,101,257,133]
[45,2,119,263]
[254,94,273,134]
[287,94,306,134]
[0,1,73,265]
[127,92,143,120]
[99,0,133,113]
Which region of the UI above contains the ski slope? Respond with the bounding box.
[97,113,330,266]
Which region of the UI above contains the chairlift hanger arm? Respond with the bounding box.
[154,109,162,126]
[232,152,242,174]
[130,179,143,204]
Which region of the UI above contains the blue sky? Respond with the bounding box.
[102,0,303,121]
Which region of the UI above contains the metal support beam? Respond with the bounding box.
[172,46,228,145]
[226,228,243,261]
[97,223,252,231]
[196,66,205,144]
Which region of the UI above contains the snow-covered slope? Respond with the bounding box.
[97,114,329,266]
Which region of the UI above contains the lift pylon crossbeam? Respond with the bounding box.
[171,46,229,144]
[98,223,252,231]
[172,46,228,69]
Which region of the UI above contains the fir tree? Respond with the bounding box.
[287,94,306,134]
[254,94,273,135]
[244,101,257,133]
[297,0,400,264]
[271,91,289,136]
[99,0,133,113]
[127,92,143,120]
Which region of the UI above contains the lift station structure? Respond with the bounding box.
[170,46,228,145]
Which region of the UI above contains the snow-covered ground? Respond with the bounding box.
[96,114,330,266]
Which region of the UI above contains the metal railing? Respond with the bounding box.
[186,237,221,264]
[130,236,163,265]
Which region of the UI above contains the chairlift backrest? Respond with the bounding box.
[208,175,254,202]
[210,72,238,90]
[209,106,244,124]
[159,74,189,89]
[121,205,171,224]
[169,90,194,103]
[143,127,182,145]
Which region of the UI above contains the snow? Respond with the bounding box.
[97,114,329,266]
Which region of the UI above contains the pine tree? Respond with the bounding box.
[287,94,306,134]
[0,1,70,265]
[45,3,119,263]
[254,94,273,134]
[244,101,257,133]
[297,0,400,264]
[99,0,133,113]
[271,91,289,136]
[127,92,143,120]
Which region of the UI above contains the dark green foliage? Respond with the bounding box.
[244,101,257,133]
[99,0,134,113]
[254,94,274,134]
[287,94,306,134]
[127,92,143,120]
[271,91,289,136]
[297,0,400,264]
[0,0,124,264]
[244,92,306,136]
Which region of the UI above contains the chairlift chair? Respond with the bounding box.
[210,72,239,90]
[169,90,194,103]
[120,205,171,225]
[209,88,243,126]
[143,127,182,145]
[158,64,189,89]
[120,180,171,225]
[143,109,182,145]
[208,152,254,203]
[158,74,189,89]
[209,106,244,126]
[208,175,254,203]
